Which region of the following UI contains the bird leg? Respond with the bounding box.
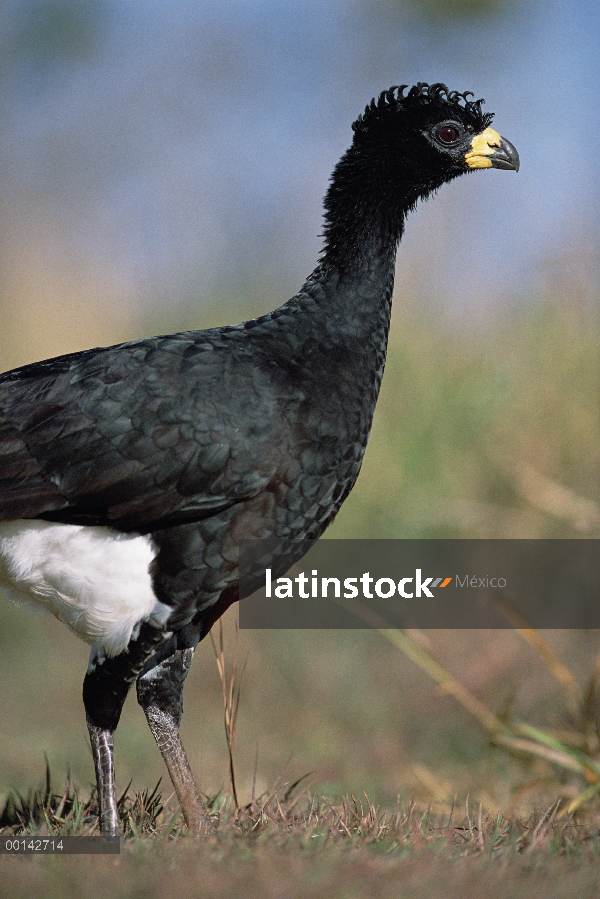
[83,622,167,836]
[136,648,213,836]
[87,721,118,836]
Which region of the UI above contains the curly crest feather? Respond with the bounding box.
[352,82,494,134]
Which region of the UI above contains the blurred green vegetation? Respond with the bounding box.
[329,287,599,540]
[383,0,519,24]
[0,267,598,818]
[6,0,107,65]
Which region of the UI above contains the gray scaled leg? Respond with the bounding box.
[136,648,213,835]
[87,722,118,836]
[83,623,167,836]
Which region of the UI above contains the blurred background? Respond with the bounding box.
[0,0,598,816]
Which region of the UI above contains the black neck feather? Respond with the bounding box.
[319,141,409,275]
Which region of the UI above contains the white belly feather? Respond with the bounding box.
[0,520,172,657]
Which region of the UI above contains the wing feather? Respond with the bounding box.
[0,333,284,531]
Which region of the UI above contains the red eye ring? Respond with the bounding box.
[438,125,459,144]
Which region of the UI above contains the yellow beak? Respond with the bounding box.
[465,127,520,171]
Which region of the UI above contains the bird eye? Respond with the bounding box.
[437,125,459,144]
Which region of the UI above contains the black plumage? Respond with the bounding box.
[0,83,518,835]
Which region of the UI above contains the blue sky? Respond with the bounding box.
[0,0,598,324]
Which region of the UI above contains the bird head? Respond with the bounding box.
[350,82,519,196]
[322,82,518,268]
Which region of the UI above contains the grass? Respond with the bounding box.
[2,777,600,898]
[3,615,600,898]
[210,622,246,811]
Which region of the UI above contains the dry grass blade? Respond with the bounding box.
[390,629,600,794]
[383,628,504,734]
[580,652,600,757]
[331,592,503,734]
[493,733,593,778]
[563,782,600,816]
[509,459,600,535]
[495,599,580,711]
[477,801,484,850]
[283,772,314,806]
[512,721,600,780]
[330,594,600,813]
[526,800,561,851]
[209,619,246,811]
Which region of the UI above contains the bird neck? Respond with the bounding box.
[319,139,412,274]
[298,145,411,344]
[305,235,398,345]
[296,139,418,341]
[266,140,422,354]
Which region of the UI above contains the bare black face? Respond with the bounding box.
[424,117,520,174]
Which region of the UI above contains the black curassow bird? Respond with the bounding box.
[0,83,518,836]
